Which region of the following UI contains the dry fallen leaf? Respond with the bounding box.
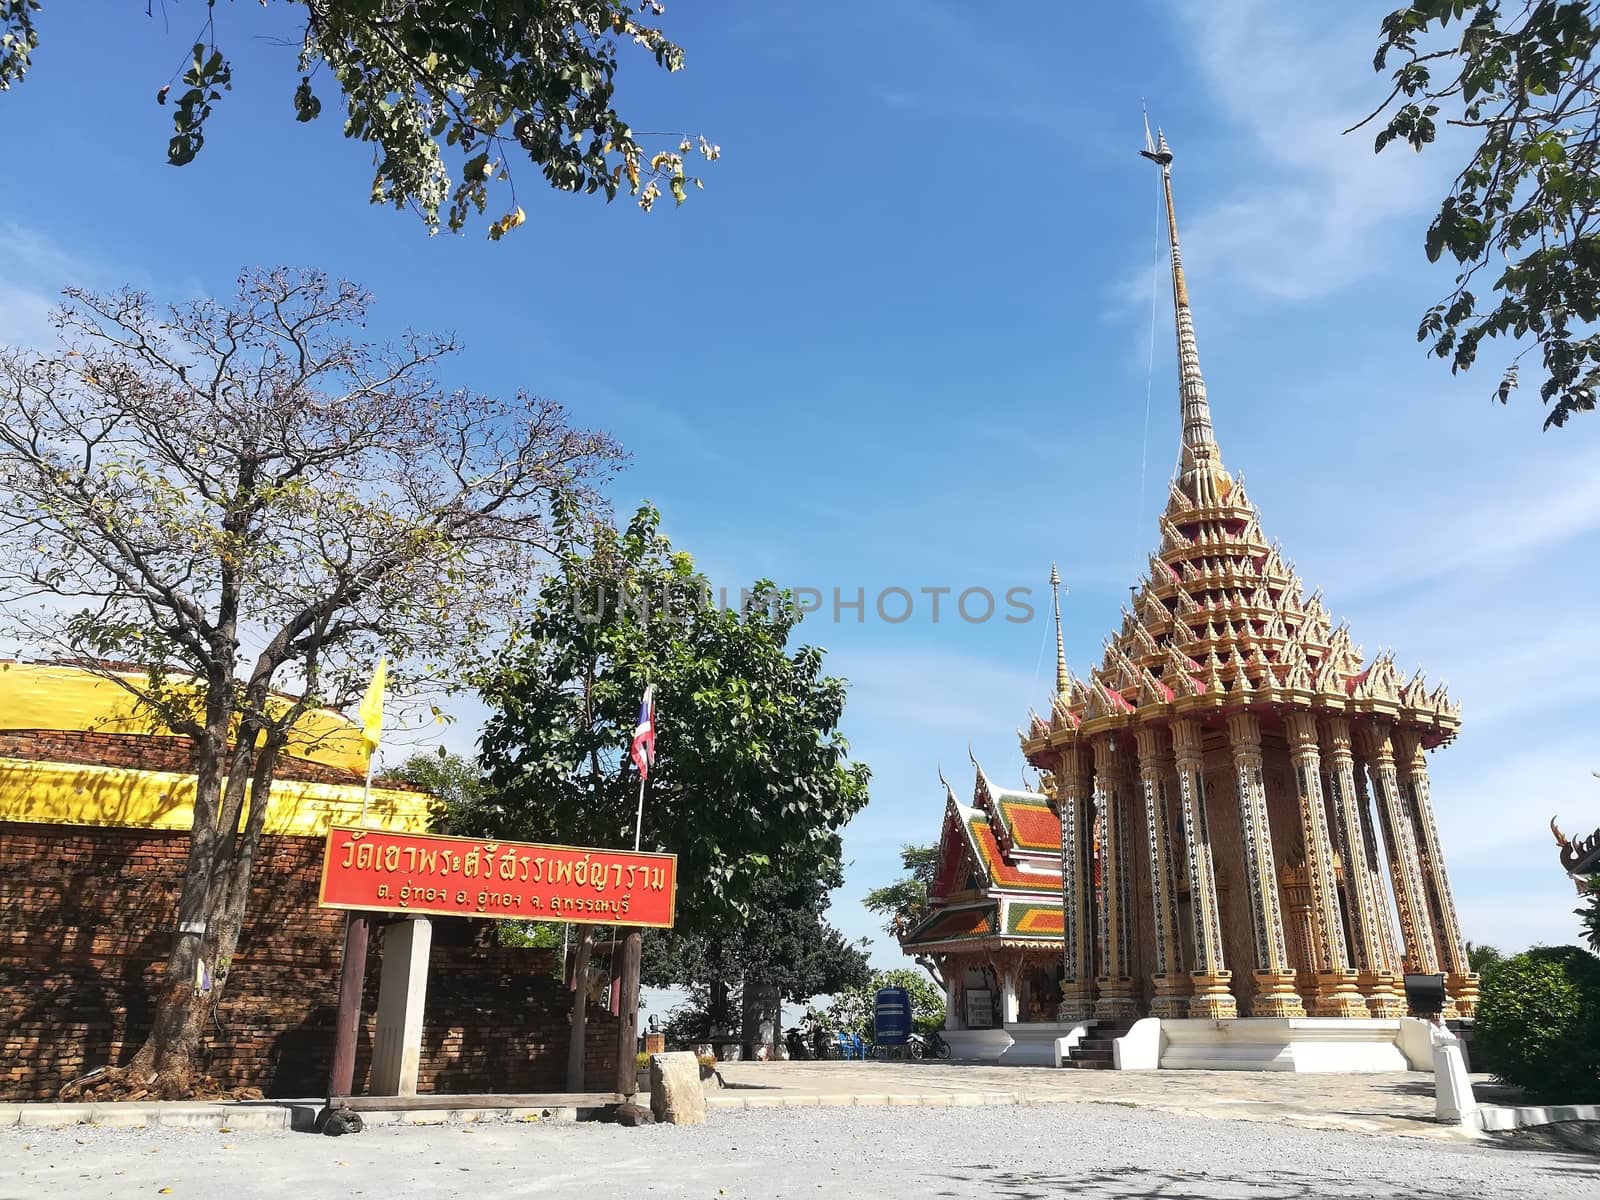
[158,1190,173,1195]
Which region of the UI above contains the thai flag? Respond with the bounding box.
[630,685,656,780]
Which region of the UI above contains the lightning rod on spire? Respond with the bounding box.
[1050,563,1070,697]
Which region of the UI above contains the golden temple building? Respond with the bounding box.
[907,133,1478,1066]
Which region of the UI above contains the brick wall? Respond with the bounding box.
[0,729,378,786]
[0,821,618,1100]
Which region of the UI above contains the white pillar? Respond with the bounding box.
[1000,967,1020,1025]
[1431,1024,1477,1126]
[944,973,964,1030]
[371,916,432,1097]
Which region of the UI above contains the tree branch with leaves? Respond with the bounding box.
[0,1,719,237]
[863,843,943,986]
[1357,1,1600,427]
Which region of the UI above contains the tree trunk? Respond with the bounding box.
[566,927,594,1091]
[614,928,641,1098]
[122,729,283,1096]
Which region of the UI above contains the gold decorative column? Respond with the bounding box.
[1284,713,1365,1017]
[1356,722,1440,1001]
[1354,761,1407,975]
[1225,711,1304,1018]
[1092,736,1138,1018]
[1135,727,1189,1018]
[1280,864,1318,997]
[1057,746,1096,1021]
[1171,718,1235,1018]
[1393,730,1479,1017]
[1322,718,1405,1017]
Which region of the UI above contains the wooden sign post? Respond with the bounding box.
[614,928,642,1099]
[318,827,676,1103]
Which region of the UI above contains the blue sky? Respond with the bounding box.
[3,0,1598,969]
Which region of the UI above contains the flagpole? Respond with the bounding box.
[330,660,384,1105]
[619,685,651,1101]
[358,754,375,827]
[632,772,647,853]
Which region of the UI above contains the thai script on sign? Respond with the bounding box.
[318,826,677,929]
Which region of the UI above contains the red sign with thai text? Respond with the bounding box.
[317,826,677,928]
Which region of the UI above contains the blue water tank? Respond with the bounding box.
[874,986,912,1045]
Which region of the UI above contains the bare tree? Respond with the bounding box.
[0,267,622,1094]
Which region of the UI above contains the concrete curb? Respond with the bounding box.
[0,1101,318,1131]
[1474,1102,1600,1133]
[0,1100,589,1131]
[707,1091,1023,1109]
[353,1106,584,1126]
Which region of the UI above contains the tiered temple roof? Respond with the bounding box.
[901,763,1066,955]
[1022,131,1458,759]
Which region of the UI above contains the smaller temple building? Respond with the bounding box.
[899,764,1071,1063]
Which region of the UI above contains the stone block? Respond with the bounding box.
[648,1052,706,1126]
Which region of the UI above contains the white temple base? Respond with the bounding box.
[941,1028,1013,1062]
[998,1022,1085,1067]
[1158,1018,1413,1072]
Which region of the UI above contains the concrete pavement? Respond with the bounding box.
[708,1060,1512,1140]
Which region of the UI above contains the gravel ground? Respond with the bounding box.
[2,1104,1593,1200]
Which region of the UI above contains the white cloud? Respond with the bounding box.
[1309,440,1600,602]
[0,221,128,351]
[834,642,1046,740]
[1165,0,1459,302]
[1432,737,1599,862]
[0,281,55,349]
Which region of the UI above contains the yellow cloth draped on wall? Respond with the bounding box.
[0,661,431,835]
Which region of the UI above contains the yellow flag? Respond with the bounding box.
[358,656,387,755]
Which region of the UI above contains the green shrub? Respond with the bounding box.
[1475,945,1600,1103]
[823,968,945,1038]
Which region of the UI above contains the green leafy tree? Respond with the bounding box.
[863,842,945,985]
[0,268,619,1095]
[0,1,717,237]
[1475,944,1600,1102]
[1356,2,1600,427]
[395,749,489,821]
[1578,877,1600,954]
[825,967,947,1040]
[396,750,567,949]
[466,502,871,938]
[643,864,871,1042]
[1466,939,1506,980]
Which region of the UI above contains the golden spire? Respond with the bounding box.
[1141,120,1228,505]
[1050,562,1069,697]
